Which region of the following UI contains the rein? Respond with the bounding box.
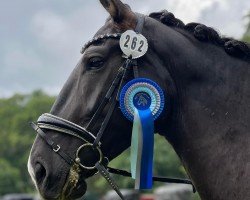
[31,14,195,199]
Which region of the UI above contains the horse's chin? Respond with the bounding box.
[37,180,87,200]
[62,179,87,200]
[60,168,88,200]
[59,165,98,200]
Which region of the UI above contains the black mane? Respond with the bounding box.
[149,10,250,61]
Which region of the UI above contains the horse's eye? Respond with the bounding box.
[88,57,104,70]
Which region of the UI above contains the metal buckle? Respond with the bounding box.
[53,145,61,152]
[75,143,103,170]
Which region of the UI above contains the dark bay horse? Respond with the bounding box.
[28,0,250,200]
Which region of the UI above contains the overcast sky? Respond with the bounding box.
[0,0,249,97]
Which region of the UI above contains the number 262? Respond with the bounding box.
[124,35,144,52]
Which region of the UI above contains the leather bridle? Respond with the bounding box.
[31,14,195,200]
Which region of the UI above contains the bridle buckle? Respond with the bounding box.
[53,145,61,152]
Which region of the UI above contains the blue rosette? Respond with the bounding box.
[120,78,165,121]
[119,78,165,190]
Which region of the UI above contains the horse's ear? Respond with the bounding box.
[99,0,136,29]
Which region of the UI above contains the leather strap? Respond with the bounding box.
[86,66,125,131]
[93,95,117,147]
[95,163,125,200]
[92,57,131,146]
[107,167,196,193]
[116,59,132,101]
[135,13,145,33]
[30,122,74,166]
[132,13,145,79]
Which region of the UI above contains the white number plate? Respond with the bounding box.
[119,30,148,59]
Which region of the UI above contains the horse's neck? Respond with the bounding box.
[179,56,250,200]
[156,27,250,200]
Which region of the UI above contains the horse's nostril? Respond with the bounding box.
[35,162,46,184]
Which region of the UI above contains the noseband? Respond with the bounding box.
[31,14,195,199]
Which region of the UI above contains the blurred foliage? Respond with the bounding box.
[0,90,55,195]
[243,13,250,42]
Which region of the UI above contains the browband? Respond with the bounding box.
[81,33,121,54]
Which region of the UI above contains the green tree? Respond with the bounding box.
[0,90,55,195]
[0,159,22,194]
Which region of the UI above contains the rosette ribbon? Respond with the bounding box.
[120,78,165,189]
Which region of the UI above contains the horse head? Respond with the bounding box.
[28,0,250,200]
[28,1,176,199]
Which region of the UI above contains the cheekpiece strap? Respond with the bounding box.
[133,13,145,78]
[135,13,145,33]
[95,162,125,200]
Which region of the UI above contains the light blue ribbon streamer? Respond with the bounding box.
[131,108,142,179]
[131,108,154,189]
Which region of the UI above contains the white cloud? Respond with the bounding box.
[164,0,216,23]
[3,49,42,72]
[29,5,105,72]
[198,0,250,38]
[0,88,16,98]
[32,11,68,43]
